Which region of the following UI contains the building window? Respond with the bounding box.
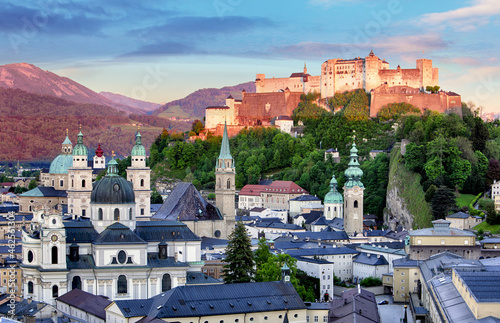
[314,316,319,322]
[141,208,145,215]
[114,208,120,221]
[307,316,310,322]
[28,281,34,294]
[441,239,445,245]
[98,208,103,221]
[227,179,231,189]
[354,200,358,208]
[140,179,144,187]
[60,180,63,187]
[51,246,58,264]
[129,208,133,220]
[52,285,59,298]
[72,276,82,290]
[162,274,171,292]
[82,209,86,216]
[82,179,86,188]
[117,275,127,294]
[323,316,328,322]
[27,250,34,263]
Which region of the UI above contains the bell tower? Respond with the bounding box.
[215,122,236,223]
[126,128,151,219]
[343,142,364,236]
[67,126,93,217]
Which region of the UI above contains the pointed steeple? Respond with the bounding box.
[61,128,73,154]
[218,121,233,160]
[107,151,119,176]
[303,61,307,74]
[344,143,364,189]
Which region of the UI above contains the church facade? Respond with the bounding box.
[21,129,203,305]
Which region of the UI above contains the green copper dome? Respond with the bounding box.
[73,130,88,156]
[131,131,146,156]
[91,159,135,204]
[344,143,364,189]
[324,173,343,204]
[49,154,73,174]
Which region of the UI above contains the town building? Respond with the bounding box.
[238,185,266,210]
[445,211,483,230]
[352,252,389,281]
[55,288,111,323]
[405,219,480,260]
[328,287,381,323]
[106,281,309,323]
[289,194,321,217]
[295,256,335,302]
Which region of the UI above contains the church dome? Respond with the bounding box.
[324,175,343,204]
[131,131,146,156]
[49,154,73,174]
[91,159,135,204]
[73,130,88,156]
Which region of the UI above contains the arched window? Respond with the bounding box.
[140,179,144,187]
[114,208,120,221]
[27,250,34,263]
[28,281,34,294]
[72,179,74,188]
[354,200,358,208]
[72,276,82,290]
[227,179,231,189]
[218,178,221,189]
[98,208,103,221]
[334,207,337,212]
[129,208,132,220]
[51,246,58,264]
[162,274,171,292]
[117,275,127,294]
[82,179,86,188]
[52,285,59,298]
[60,180,64,187]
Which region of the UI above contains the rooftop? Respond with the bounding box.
[56,288,111,319]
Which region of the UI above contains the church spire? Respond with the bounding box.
[218,121,233,161]
[344,143,364,189]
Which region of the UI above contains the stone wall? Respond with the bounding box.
[370,85,462,118]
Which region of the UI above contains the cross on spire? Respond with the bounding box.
[111,150,116,159]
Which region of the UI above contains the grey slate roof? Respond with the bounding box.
[152,183,222,221]
[185,271,222,285]
[94,222,147,245]
[0,298,46,317]
[446,211,471,219]
[115,281,305,319]
[454,270,500,302]
[327,217,344,230]
[64,220,99,243]
[0,204,19,213]
[353,253,389,266]
[289,195,321,202]
[247,222,304,230]
[329,288,380,323]
[135,221,201,242]
[311,216,329,226]
[295,210,322,224]
[393,257,419,268]
[292,230,349,241]
[56,288,111,320]
[285,247,359,257]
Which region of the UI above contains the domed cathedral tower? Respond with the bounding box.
[42,130,74,189]
[22,211,68,305]
[324,173,343,220]
[93,143,106,169]
[126,129,151,220]
[215,122,236,226]
[343,143,364,236]
[67,127,93,217]
[92,158,136,233]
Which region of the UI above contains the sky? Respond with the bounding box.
[0,0,499,113]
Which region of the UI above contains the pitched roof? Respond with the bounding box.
[353,253,389,266]
[20,186,67,197]
[185,271,222,285]
[329,289,380,323]
[239,184,268,196]
[152,183,222,221]
[263,181,307,194]
[285,247,358,257]
[114,281,305,319]
[446,212,471,219]
[64,220,99,243]
[94,223,147,245]
[454,270,500,302]
[292,230,349,241]
[289,194,321,202]
[135,221,201,242]
[56,289,111,319]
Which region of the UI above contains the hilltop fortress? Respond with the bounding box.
[256,50,439,98]
[205,51,460,135]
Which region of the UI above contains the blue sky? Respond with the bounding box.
[0,0,499,113]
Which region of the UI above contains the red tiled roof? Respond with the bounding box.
[264,181,307,194]
[0,183,14,187]
[239,184,268,196]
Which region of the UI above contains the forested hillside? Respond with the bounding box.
[149,93,500,225]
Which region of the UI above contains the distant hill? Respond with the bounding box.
[0,87,188,161]
[0,63,143,115]
[100,92,161,113]
[152,81,255,118]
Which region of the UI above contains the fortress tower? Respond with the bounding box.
[215,122,236,225]
[343,143,364,236]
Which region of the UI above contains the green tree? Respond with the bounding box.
[431,186,456,219]
[223,222,255,283]
[254,237,272,269]
[150,189,163,204]
[360,277,382,287]
[28,179,37,190]
[207,193,216,200]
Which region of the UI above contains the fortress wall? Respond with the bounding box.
[304,75,321,94]
[256,77,303,93]
[370,91,462,118]
[205,106,236,129]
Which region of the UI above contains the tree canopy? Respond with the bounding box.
[222,222,255,283]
